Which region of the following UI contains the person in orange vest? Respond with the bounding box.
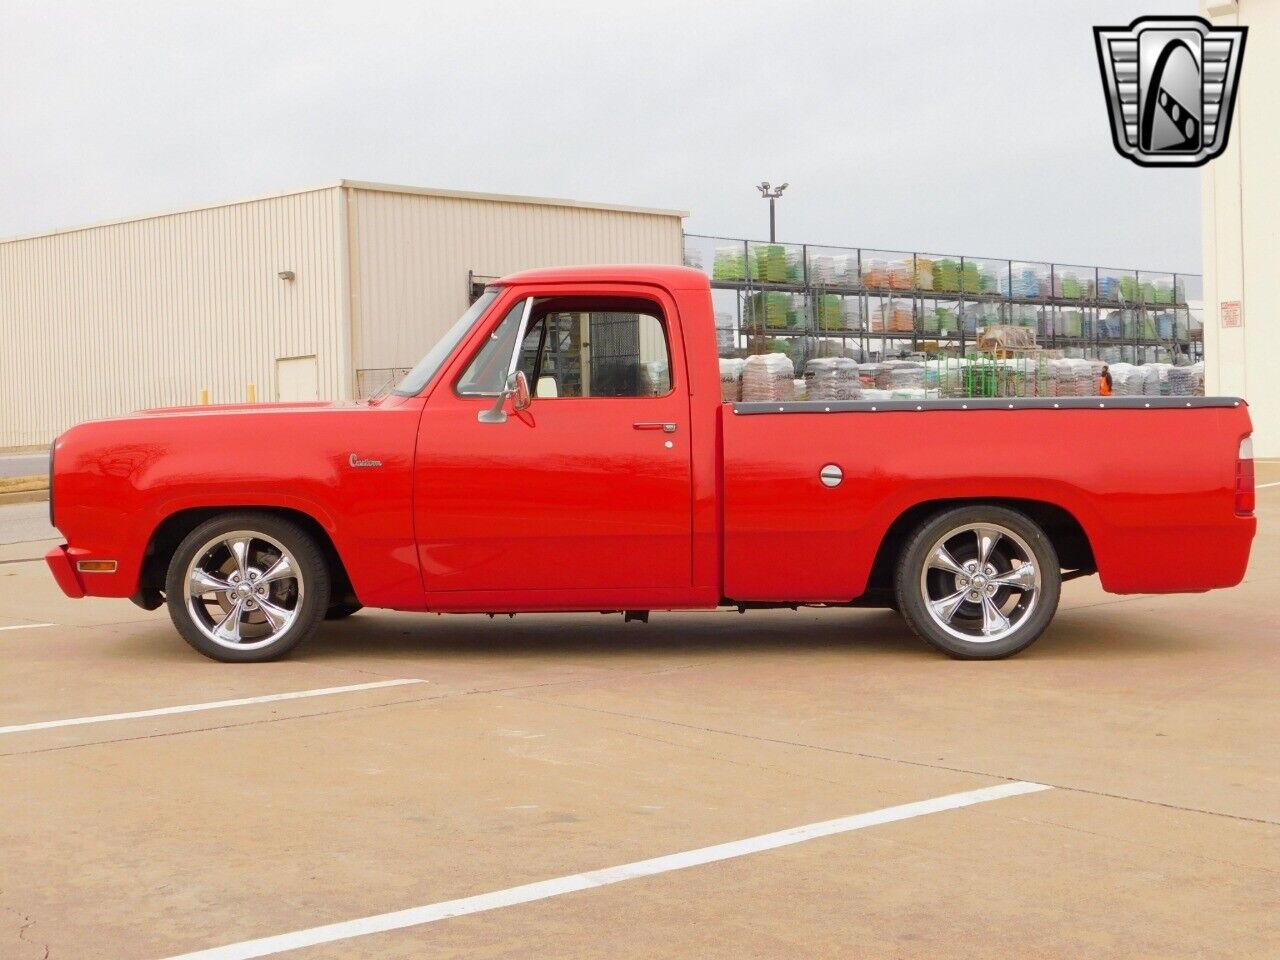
[1100,364,1113,396]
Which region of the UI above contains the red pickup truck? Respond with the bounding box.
[46,265,1256,662]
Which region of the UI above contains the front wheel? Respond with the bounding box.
[165,513,331,662]
[895,506,1061,659]
[325,600,363,620]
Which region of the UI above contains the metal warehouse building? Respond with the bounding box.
[0,181,686,448]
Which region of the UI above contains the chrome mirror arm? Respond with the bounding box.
[478,375,516,423]
[477,371,530,423]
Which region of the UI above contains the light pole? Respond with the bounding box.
[756,181,788,242]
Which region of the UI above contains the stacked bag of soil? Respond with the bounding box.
[719,358,745,402]
[1108,363,1161,396]
[1167,362,1205,397]
[805,357,861,401]
[875,360,925,391]
[1047,358,1097,397]
[741,353,796,402]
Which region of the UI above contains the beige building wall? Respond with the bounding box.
[0,185,348,448]
[1202,0,1280,456]
[345,182,685,387]
[1,181,685,447]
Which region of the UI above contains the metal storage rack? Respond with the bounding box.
[683,235,1203,368]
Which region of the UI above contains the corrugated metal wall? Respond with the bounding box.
[0,187,345,448]
[1,182,684,446]
[348,187,684,380]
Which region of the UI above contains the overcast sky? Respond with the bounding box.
[1,0,1200,273]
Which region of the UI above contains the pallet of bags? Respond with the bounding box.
[862,258,890,287]
[1168,365,1196,397]
[1144,363,1173,396]
[913,257,934,290]
[888,259,913,289]
[1047,359,1074,397]
[932,259,961,292]
[749,292,793,329]
[753,245,789,283]
[1109,362,1144,396]
[805,357,861,401]
[833,255,860,287]
[871,299,913,333]
[713,246,752,282]
[808,255,835,286]
[719,358,745,402]
[1140,364,1162,396]
[741,353,796,402]
[1072,358,1097,396]
[888,366,925,392]
[878,361,925,392]
[715,312,737,354]
[1085,359,1107,395]
[815,294,843,331]
[840,297,864,331]
[858,363,884,391]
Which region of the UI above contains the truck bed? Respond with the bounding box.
[721,396,1255,602]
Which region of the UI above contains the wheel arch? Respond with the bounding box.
[138,506,355,605]
[863,497,1096,597]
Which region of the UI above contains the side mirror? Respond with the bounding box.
[478,371,531,423]
[511,369,531,411]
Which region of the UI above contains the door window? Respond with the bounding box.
[516,301,671,399]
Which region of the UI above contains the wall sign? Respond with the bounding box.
[1221,300,1242,328]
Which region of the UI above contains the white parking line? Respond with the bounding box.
[1255,480,1280,489]
[161,781,1052,960]
[0,678,426,735]
[0,622,54,632]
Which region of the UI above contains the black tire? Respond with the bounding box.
[894,505,1060,660]
[164,512,330,662]
[324,600,363,620]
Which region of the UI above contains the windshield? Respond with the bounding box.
[393,288,501,396]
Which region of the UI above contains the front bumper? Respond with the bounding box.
[45,544,85,599]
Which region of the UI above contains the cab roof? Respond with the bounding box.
[492,264,709,290]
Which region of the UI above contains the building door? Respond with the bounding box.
[414,288,693,605]
[276,356,318,402]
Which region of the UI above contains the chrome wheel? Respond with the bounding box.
[184,530,303,652]
[919,522,1041,644]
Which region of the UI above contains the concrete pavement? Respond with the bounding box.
[0,475,1276,958]
[0,501,56,545]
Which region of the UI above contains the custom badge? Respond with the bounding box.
[1094,16,1246,167]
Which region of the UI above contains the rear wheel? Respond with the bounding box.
[895,506,1060,659]
[164,513,330,662]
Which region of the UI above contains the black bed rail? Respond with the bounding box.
[731,396,1245,415]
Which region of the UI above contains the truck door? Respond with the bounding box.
[414,285,694,605]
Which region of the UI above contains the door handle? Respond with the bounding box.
[633,421,677,433]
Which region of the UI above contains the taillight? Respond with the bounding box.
[1236,436,1255,516]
